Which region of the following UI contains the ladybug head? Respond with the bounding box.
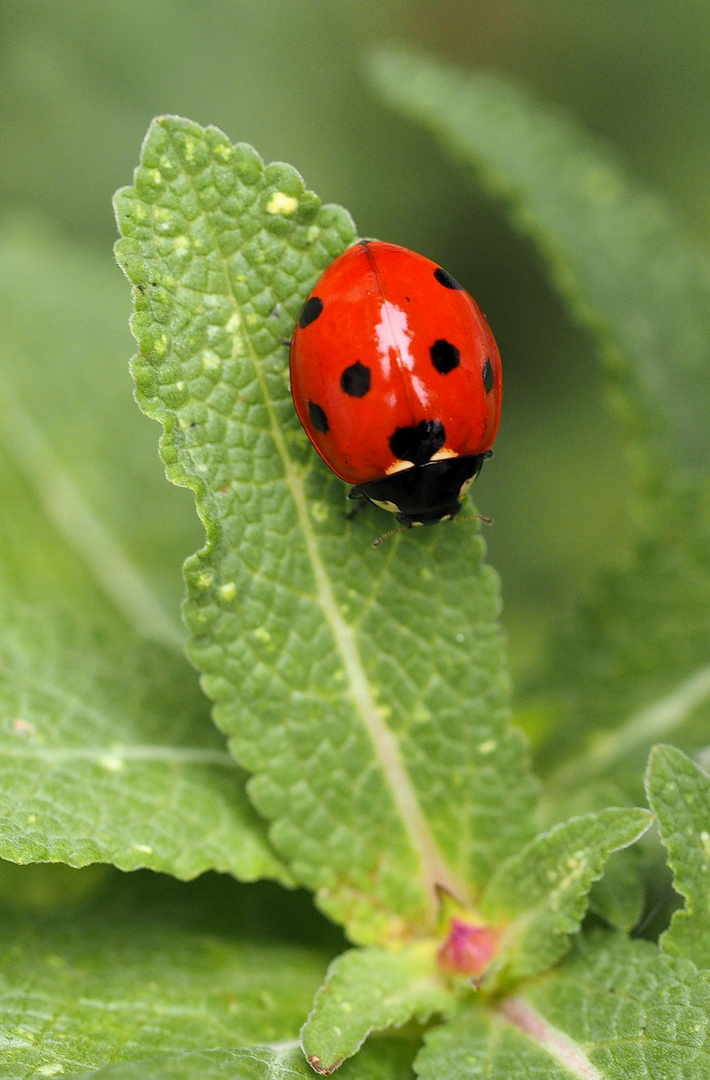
[349,454,488,527]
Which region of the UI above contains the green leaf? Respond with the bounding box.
[646,744,710,968]
[479,809,651,986]
[368,49,710,481]
[0,217,201,641]
[71,1038,418,1080]
[0,908,328,1079]
[416,930,710,1079]
[301,945,453,1074]
[534,524,710,806]
[0,601,287,882]
[366,50,710,810]
[114,116,538,944]
[587,847,646,933]
[0,230,287,885]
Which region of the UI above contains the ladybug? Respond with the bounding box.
[290,240,501,528]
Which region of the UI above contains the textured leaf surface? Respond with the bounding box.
[646,745,710,968]
[0,230,286,884]
[0,601,287,882]
[480,809,651,986]
[73,1038,418,1080]
[417,931,710,1079]
[301,945,453,1073]
[0,909,328,1079]
[114,116,538,944]
[368,50,710,809]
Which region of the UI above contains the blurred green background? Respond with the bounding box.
[2,0,709,677]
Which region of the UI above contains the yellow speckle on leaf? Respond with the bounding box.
[173,234,189,253]
[214,143,232,161]
[99,755,125,772]
[219,582,236,602]
[226,311,242,333]
[184,138,196,163]
[307,225,320,243]
[154,333,168,358]
[201,349,221,371]
[254,627,272,645]
[377,705,392,723]
[133,844,153,854]
[196,572,213,589]
[309,501,329,524]
[478,739,497,755]
[148,168,162,185]
[37,1064,64,1077]
[267,192,298,215]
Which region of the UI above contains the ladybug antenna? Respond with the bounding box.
[372,524,411,548]
[456,513,492,525]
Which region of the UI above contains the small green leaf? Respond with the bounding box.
[479,809,652,986]
[416,930,710,1080]
[115,116,538,944]
[301,945,453,1073]
[587,847,646,932]
[0,908,328,1079]
[646,744,710,968]
[72,1038,419,1080]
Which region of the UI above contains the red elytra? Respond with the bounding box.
[289,240,502,527]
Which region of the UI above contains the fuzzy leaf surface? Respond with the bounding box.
[646,744,710,968]
[0,909,328,1079]
[301,945,453,1073]
[417,930,710,1079]
[0,236,286,883]
[368,50,710,808]
[480,809,651,986]
[114,116,538,944]
[72,1039,418,1080]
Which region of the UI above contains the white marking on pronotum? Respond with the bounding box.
[500,997,603,1080]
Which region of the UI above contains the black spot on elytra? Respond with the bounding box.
[299,296,323,329]
[308,401,329,433]
[340,361,371,398]
[430,339,460,374]
[482,358,494,393]
[434,267,463,290]
[390,419,446,465]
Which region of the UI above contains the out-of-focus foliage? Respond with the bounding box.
[2,0,709,670]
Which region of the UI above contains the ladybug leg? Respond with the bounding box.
[346,489,370,520]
